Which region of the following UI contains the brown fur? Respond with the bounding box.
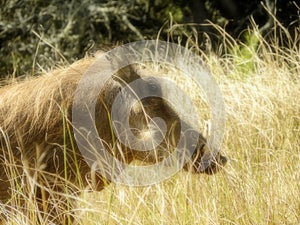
[0,54,226,223]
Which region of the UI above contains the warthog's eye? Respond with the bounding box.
[199,143,206,151]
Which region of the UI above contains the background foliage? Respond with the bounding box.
[0,0,299,77]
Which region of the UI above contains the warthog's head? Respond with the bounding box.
[109,65,227,175]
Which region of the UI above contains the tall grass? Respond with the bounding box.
[1,24,299,224]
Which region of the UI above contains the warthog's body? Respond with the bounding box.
[0,53,226,223]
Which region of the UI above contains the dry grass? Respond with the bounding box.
[1,26,299,225]
[74,30,299,225]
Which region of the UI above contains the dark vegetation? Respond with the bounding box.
[0,0,299,77]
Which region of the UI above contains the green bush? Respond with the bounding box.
[0,0,188,77]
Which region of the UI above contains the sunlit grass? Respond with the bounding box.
[76,27,299,224]
[1,24,299,224]
[74,26,299,224]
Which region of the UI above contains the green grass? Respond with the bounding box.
[1,24,299,225]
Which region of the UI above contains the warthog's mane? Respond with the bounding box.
[0,57,97,146]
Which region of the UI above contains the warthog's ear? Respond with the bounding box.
[116,64,141,84]
[106,47,142,84]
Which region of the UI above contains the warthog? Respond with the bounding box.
[0,53,227,223]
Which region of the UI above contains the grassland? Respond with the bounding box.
[75,30,300,225]
[1,26,299,225]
